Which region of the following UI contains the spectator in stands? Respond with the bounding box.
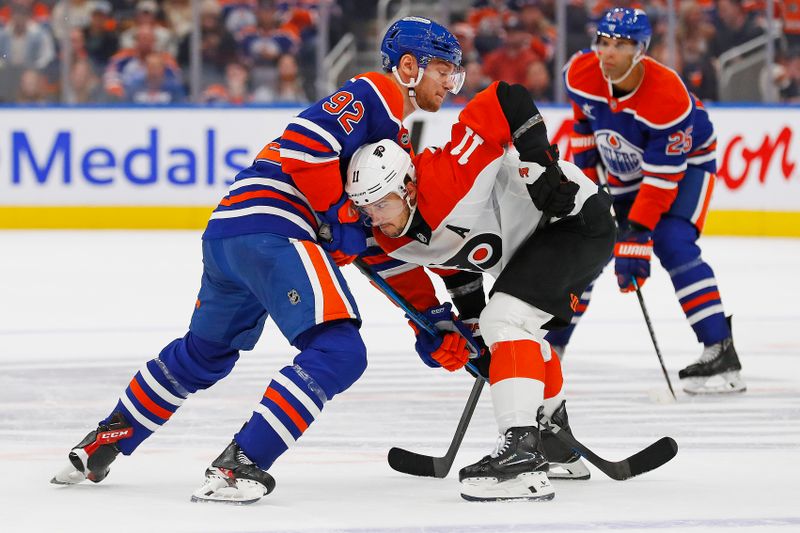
[481,19,542,86]
[470,4,504,55]
[778,47,800,102]
[451,61,489,104]
[163,0,193,43]
[177,0,238,87]
[104,24,181,101]
[52,0,94,41]
[784,0,800,50]
[15,67,52,103]
[710,0,764,58]
[252,53,306,103]
[119,0,176,56]
[0,1,56,70]
[0,0,50,25]
[682,33,719,101]
[125,51,186,103]
[202,62,252,105]
[515,0,554,63]
[69,57,105,102]
[524,58,552,101]
[83,0,120,72]
[452,22,481,66]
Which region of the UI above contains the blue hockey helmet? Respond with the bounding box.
[381,16,464,94]
[595,7,652,51]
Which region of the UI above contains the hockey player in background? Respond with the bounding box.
[344,81,616,501]
[50,17,466,504]
[546,7,746,395]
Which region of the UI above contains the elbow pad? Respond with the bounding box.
[495,81,551,164]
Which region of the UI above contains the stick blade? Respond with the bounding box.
[622,436,679,480]
[387,447,448,478]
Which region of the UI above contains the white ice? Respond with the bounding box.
[1,231,798,533]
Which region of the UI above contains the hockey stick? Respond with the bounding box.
[538,413,678,481]
[595,168,676,401]
[388,376,484,478]
[352,258,480,375]
[632,278,677,401]
[352,258,486,477]
[356,258,679,480]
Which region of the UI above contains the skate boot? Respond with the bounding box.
[191,440,275,505]
[679,318,746,394]
[459,425,554,502]
[51,412,133,485]
[541,401,590,480]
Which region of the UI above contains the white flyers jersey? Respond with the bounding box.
[372,84,599,277]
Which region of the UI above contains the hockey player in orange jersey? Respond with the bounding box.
[345,82,616,501]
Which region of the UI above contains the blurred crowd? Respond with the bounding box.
[450,0,800,104]
[0,0,324,104]
[1,0,799,105]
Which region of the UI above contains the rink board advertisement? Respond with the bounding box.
[0,105,798,235]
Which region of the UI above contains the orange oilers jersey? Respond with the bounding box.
[370,84,599,278]
[563,50,717,230]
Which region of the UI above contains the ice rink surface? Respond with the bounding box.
[1,231,798,533]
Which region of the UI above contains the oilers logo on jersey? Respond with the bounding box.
[595,130,643,179]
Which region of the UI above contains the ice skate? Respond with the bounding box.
[541,401,590,480]
[679,318,746,395]
[51,412,133,485]
[191,440,275,505]
[459,426,554,502]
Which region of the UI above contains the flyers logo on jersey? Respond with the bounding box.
[519,167,529,178]
[569,293,579,312]
[595,129,644,179]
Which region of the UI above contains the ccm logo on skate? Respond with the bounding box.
[97,429,133,443]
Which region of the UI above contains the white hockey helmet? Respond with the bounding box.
[346,139,416,208]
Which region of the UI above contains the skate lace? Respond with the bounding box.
[490,433,513,458]
[696,341,723,364]
[236,450,254,466]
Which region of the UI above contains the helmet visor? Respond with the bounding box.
[424,60,466,94]
[449,65,465,94]
[356,192,408,226]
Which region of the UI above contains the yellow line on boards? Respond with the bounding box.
[703,211,800,237]
[0,207,799,237]
[0,206,214,229]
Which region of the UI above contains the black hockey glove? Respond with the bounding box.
[523,145,580,218]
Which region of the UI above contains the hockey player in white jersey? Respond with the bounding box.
[345,82,616,501]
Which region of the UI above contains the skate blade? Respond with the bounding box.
[547,459,591,480]
[190,477,267,505]
[50,465,87,485]
[682,371,747,395]
[460,471,555,502]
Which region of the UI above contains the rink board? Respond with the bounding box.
[1,105,798,236]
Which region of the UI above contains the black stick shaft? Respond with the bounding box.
[632,278,677,400]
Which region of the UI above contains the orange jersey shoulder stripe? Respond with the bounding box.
[281,129,334,155]
[220,190,317,226]
[354,72,404,122]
